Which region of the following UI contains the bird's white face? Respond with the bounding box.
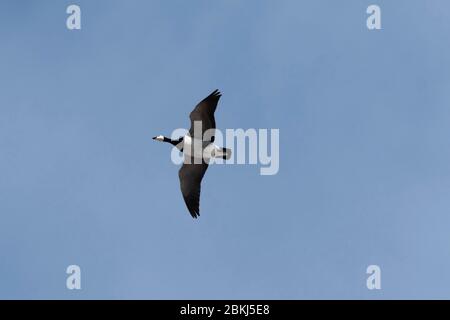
[155,135,164,141]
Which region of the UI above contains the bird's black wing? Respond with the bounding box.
[189,89,221,141]
[178,161,209,218]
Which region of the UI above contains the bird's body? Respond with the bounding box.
[182,135,230,162]
[153,90,231,218]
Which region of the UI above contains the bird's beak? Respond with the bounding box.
[153,135,164,141]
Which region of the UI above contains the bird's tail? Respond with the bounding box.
[214,147,232,160]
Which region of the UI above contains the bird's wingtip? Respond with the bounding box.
[190,210,200,219]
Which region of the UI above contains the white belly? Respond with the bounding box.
[183,135,216,161]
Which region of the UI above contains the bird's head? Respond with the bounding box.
[152,135,165,142]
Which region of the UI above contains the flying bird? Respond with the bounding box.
[153,90,232,218]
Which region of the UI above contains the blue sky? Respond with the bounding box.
[1,0,450,299]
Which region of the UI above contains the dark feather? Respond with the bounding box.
[189,89,221,142]
[178,161,209,218]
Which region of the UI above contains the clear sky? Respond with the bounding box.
[1,0,450,299]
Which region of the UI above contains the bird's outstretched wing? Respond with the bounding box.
[178,161,209,218]
[189,89,221,141]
